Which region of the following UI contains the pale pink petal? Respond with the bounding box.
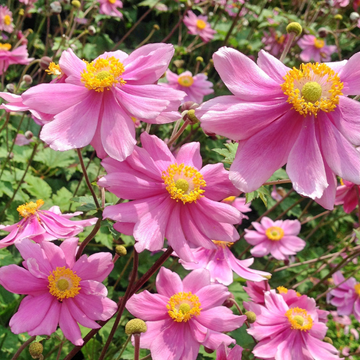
[60,238,79,269]
[338,52,360,95]
[175,142,202,169]
[59,301,83,346]
[156,267,183,297]
[66,299,101,329]
[182,269,211,293]
[257,50,290,82]
[40,241,66,269]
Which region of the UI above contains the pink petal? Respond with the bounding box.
[156,267,183,297]
[59,301,83,346]
[182,269,211,294]
[175,142,202,169]
[40,241,67,269]
[338,52,360,95]
[66,299,101,329]
[60,238,79,269]
[196,284,231,310]
[257,50,290,82]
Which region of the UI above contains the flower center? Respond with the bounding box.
[81,56,126,92]
[313,38,325,49]
[0,43,11,51]
[276,34,286,44]
[212,240,233,248]
[167,292,201,322]
[108,0,116,3]
[4,15,11,26]
[46,62,62,76]
[285,307,313,331]
[162,163,206,204]
[178,75,194,87]
[265,226,284,241]
[17,199,44,218]
[282,63,343,117]
[277,286,288,294]
[196,19,207,30]
[48,267,81,301]
[354,283,360,296]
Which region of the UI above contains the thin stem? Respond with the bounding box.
[223,4,243,45]
[274,197,305,220]
[167,120,190,148]
[263,179,292,186]
[113,251,134,290]
[300,210,330,225]
[161,6,188,43]
[279,32,296,62]
[115,335,131,360]
[11,336,36,360]
[134,334,140,360]
[75,218,102,260]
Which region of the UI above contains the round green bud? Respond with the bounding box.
[153,24,160,30]
[71,0,81,8]
[245,311,257,324]
[286,22,302,36]
[125,319,147,335]
[196,56,204,63]
[29,342,43,359]
[323,337,333,345]
[186,109,199,124]
[115,245,127,257]
[334,14,343,20]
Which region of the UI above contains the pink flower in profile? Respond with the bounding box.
[328,271,360,322]
[196,47,360,210]
[298,35,337,62]
[0,43,33,75]
[21,44,185,161]
[247,291,340,360]
[15,134,34,146]
[262,29,289,57]
[216,343,243,360]
[0,6,13,33]
[98,0,123,18]
[162,69,213,104]
[335,179,359,213]
[244,217,305,260]
[0,200,97,248]
[126,268,245,360]
[183,11,216,43]
[0,238,117,345]
[179,240,270,285]
[221,195,251,224]
[100,132,242,262]
[243,280,271,305]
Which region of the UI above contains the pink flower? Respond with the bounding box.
[21,45,185,161]
[247,291,340,360]
[0,6,13,33]
[126,267,245,360]
[298,35,337,62]
[244,217,305,260]
[98,0,123,18]
[335,179,359,213]
[19,0,37,4]
[0,238,117,345]
[221,195,251,224]
[183,11,216,43]
[332,0,350,7]
[179,240,270,285]
[262,29,289,57]
[243,280,271,305]
[0,44,33,75]
[225,0,246,17]
[196,47,360,210]
[0,200,97,248]
[100,132,242,262]
[15,134,34,146]
[328,271,360,322]
[216,343,243,360]
[162,69,213,104]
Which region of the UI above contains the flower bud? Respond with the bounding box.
[323,337,333,344]
[72,0,81,8]
[87,25,96,35]
[40,56,52,70]
[50,1,62,14]
[334,14,343,21]
[8,152,14,159]
[153,24,160,30]
[204,347,215,354]
[196,56,204,62]
[173,60,185,68]
[115,245,127,257]
[6,83,15,93]
[25,131,33,139]
[186,109,199,124]
[286,22,302,36]
[19,9,25,16]
[263,274,272,280]
[317,27,328,38]
[245,311,257,324]
[29,342,43,359]
[23,74,32,85]
[350,12,360,21]
[180,101,199,112]
[222,293,235,308]
[125,319,147,335]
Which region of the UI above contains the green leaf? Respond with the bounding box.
[34,147,76,169]
[25,175,52,200]
[212,142,238,165]
[245,186,270,207]
[52,187,74,211]
[72,195,97,212]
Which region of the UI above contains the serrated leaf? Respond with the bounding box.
[212,142,238,165]
[25,175,52,199]
[34,147,75,169]
[52,187,74,211]
[245,186,270,207]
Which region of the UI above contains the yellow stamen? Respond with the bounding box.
[276,34,286,44]
[0,43,11,51]
[3,15,11,26]
[167,292,201,322]
[313,38,325,49]
[17,200,44,218]
[340,178,344,186]
[265,226,284,241]
[131,116,137,124]
[285,307,313,331]
[162,163,206,204]
[81,56,126,92]
[222,196,236,204]
[196,19,207,30]
[108,0,116,3]
[277,286,288,294]
[212,240,234,247]
[178,75,194,87]
[281,63,343,117]
[354,283,360,296]
[48,267,81,301]
[46,62,62,76]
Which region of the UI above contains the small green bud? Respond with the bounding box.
[196,56,204,63]
[71,0,81,8]
[19,9,25,16]
[186,109,199,124]
[115,245,127,257]
[323,337,333,345]
[29,342,43,359]
[286,22,302,36]
[334,14,343,21]
[245,311,257,324]
[125,319,147,335]
[263,274,272,280]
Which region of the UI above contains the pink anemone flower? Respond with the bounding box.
[0,200,97,248]
[262,29,289,57]
[328,271,360,322]
[221,195,251,224]
[298,35,337,63]
[335,179,360,213]
[247,291,340,360]
[98,0,123,18]
[243,280,271,305]
[183,11,216,43]
[179,240,270,285]
[216,343,243,360]
[126,268,245,360]
[244,217,305,260]
[162,69,213,104]
[0,6,13,33]
[100,132,242,263]
[0,238,117,345]
[21,44,185,161]
[0,43,33,75]
[196,47,360,210]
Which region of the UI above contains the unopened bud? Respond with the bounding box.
[8,152,14,159]
[186,109,199,124]
[334,14,343,21]
[71,0,81,8]
[50,1,62,14]
[196,56,203,62]
[286,22,302,36]
[19,9,25,16]
[87,25,96,35]
[323,337,333,344]
[115,245,127,257]
[350,12,360,21]
[25,131,33,139]
[125,319,147,335]
[222,293,235,308]
[180,101,199,112]
[245,311,257,324]
[317,27,328,38]
[29,342,43,359]
[6,83,15,93]
[204,347,215,354]
[23,74,32,85]
[153,24,160,30]
[173,60,185,68]
[263,274,272,280]
[40,56,52,70]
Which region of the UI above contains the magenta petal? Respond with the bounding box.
[182,269,211,294]
[60,238,79,269]
[59,301,83,346]
[59,48,86,83]
[66,299,101,329]
[40,241,67,269]
[257,50,290,82]
[196,284,231,310]
[156,267,183,297]
[175,142,202,169]
[338,52,360,95]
